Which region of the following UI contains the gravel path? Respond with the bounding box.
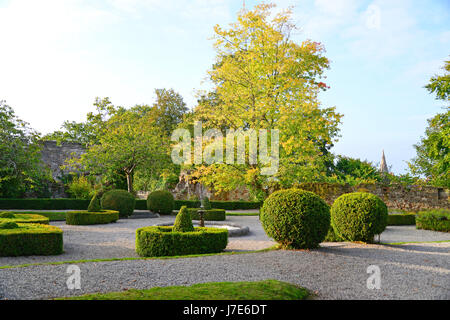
[0,242,448,300]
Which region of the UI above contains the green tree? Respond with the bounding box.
[152,88,188,136]
[0,101,51,197]
[190,3,342,199]
[425,59,450,102]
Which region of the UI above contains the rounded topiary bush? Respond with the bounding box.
[330,192,388,243]
[101,189,136,218]
[260,188,330,249]
[0,223,63,256]
[147,190,174,215]
[66,210,119,225]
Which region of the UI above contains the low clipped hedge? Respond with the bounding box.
[260,188,330,249]
[416,210,450,232]
[0,198,90,210]
[331,192,388,243]
[0,223,63,256]
[135,226,228,257]
[0,212,49,224]
[101,190,136,218]
[387,213,416,226]
[135,199,262,211]
[187,208,226,221]
[147,191,174,215]
[66,210,119,225]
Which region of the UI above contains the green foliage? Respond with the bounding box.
[425,59,450,101]
[173,206,194,232]
[135,226,228,257]
[416,209,450,232]
[66,176,94,199]
[329,156,382,185]
[66,210,119,225]
[0,101,52,198]
[408,108,449,188]
[0,221,19,229]
[0,198,90,210]
[101,190,136,218]
[260,188,330,249]
[387,213,416,225]
[0,213,49,224]
[330,192,388,243]
[202,197,212,210]
[147,190,175,215]
[0,223,63,256]
[187,208,226,221]
[87,193,102,212]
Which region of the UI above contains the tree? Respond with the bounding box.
[408,60,449,187]
[0,101,51,197]
[190,3,342,199]
[330,156,382,185]
[152,88,188,136]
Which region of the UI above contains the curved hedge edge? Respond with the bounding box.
[136,226,228,257]
[187,208,226,221]
[0,223,63,257]
[0,214,50,225]
[66,210,119,225]
[416,211,450,232]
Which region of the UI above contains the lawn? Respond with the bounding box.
[13,211,66,221]
[58,280,309,300]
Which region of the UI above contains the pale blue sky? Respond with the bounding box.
[0,0,449,174]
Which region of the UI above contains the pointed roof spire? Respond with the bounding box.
[380,150,389,173]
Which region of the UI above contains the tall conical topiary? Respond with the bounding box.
[88,193,102,212]
[173,206,194,232]
[202,197,212,210]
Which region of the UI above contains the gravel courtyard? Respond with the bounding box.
[0,216,449,300]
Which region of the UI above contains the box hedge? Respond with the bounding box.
[101,190,136,218]
[0,223,63,256]
[66,210,119,225]
[135,226,228,257]
[416,210,450,232]
[187,208,226,221]
[147,190,174,215]
[0,212,49,224]
[387,213,416,226]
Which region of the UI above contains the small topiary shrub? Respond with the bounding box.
[187,208,226,221]
[0,212,15,219]
[331,192,388,243]
[101,189,136,218]
[260,188,330,249]
[135,226,228,257]
[0,223,63,256]
[66,210,119,225]
[202,197,212,210]
[416,209,449,232]
[87,193,102,212]
[0,213,49,225]
[147,190,174,215]
[173,206,194,232]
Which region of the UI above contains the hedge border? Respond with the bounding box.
[387,213,416,226]
[66,210,119,225]
[416,210,450,232]
[0,213,50,225]
[135,226,228,257]
[187,208,226,221]
[0,223,63,256]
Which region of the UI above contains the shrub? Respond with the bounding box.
[173,206,194,232]
[0,198,90,210]
[87,193,101,212]
[387,213,416,226]
[66,176,94,199]
[0,221,19,229]
[416,209,450,232]
[202,197,212,210]
[324,226,344,242]
[187,208,226,221]
[66,210,119,225]
[0,213,49,224]
[147,190,174,215]
[260,188,330,249]
[135,226,228,257]
[0,211,15,218]
[331,192,388,243]
[0,223,63,256]
[101,190,136,218]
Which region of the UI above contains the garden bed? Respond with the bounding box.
[0,212,49,224]
[66,210,119,225]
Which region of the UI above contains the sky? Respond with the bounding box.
[0,0,449,174]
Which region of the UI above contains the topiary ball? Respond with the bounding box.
[330,192,388,243]
[260,188,330,249]
[147,190,174,215]
[100,189,136,218]
[0,212,16,219]
[173,206,194,232]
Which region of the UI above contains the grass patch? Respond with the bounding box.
[382,240,450,245]
[57,279,309,300]
[12,211,66,221]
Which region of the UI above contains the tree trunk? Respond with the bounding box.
[126,172,133,194]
